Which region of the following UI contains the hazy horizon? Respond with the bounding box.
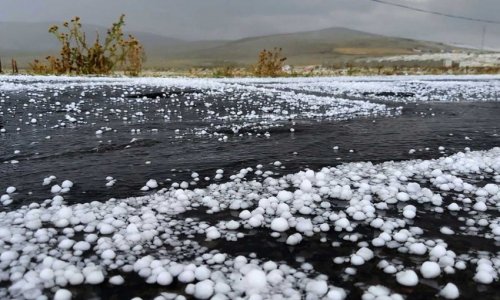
[1,0,500,50]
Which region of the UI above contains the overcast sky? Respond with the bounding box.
[1,0,500,49]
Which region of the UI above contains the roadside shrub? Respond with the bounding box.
[30,15,145,76]
[253,47,287,77]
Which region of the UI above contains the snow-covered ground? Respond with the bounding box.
[236,75,500,102]
[0,75,499,299]
[361,53,500,68]
[0,75,396,139]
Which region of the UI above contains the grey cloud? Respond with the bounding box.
[0,0,499,49]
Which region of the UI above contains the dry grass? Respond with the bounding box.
[11,59,19,74]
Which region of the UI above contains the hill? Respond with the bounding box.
[0,23,467,69]
[163,27,460,68]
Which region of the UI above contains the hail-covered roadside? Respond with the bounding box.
[0,75,499,299]
[1,148,499,299]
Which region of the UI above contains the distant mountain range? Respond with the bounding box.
[0,22,468,69]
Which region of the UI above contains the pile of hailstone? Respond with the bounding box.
[0,148,499,299]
